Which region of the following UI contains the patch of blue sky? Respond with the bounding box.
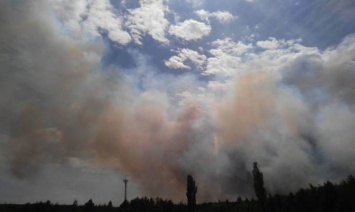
[110,0,140,10]
[168,0,198,19]
[204,0,355,48]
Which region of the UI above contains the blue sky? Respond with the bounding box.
[1,0,355,206]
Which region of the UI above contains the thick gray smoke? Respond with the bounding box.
[1,0,355,203]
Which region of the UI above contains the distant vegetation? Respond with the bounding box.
[1,163,355,212]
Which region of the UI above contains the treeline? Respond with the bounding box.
[199,175,355,212]
[265,175,355,212]
[1,173,355,212]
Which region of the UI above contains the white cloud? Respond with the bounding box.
[210,11,235,22]
[205,38,253,76]
[205,54,241,76]
[165,48,207,69]
[211,38,253,55]
[165,55,190,69]
[180,48,207,67]
[169,19,211,41]
[125,0,170,45]
[84,0,131,44]
[246,38,319,73]
[204,37,317,77]
[195,10,235,23]
[51,0,131,45]
[256,37,281,49]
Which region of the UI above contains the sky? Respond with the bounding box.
[1,0,355,206]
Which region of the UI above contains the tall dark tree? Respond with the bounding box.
[252,162,266,212]
[108,200,113,208]
[322,181,337,212]
[186,175,197,212]
[84,199,94,212]
[72,200,78,212]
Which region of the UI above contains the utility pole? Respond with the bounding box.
[123,178,128,202]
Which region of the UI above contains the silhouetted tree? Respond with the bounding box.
[71,200,78,212]
[237,197,243,204]
[108,201,113,208]
[321,181,337,212]
[252,162,266,212]
[84,199,94,212]
[337,175,355,211]
[187,175,197,212]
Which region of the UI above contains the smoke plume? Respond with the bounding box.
[1,0,355,203]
